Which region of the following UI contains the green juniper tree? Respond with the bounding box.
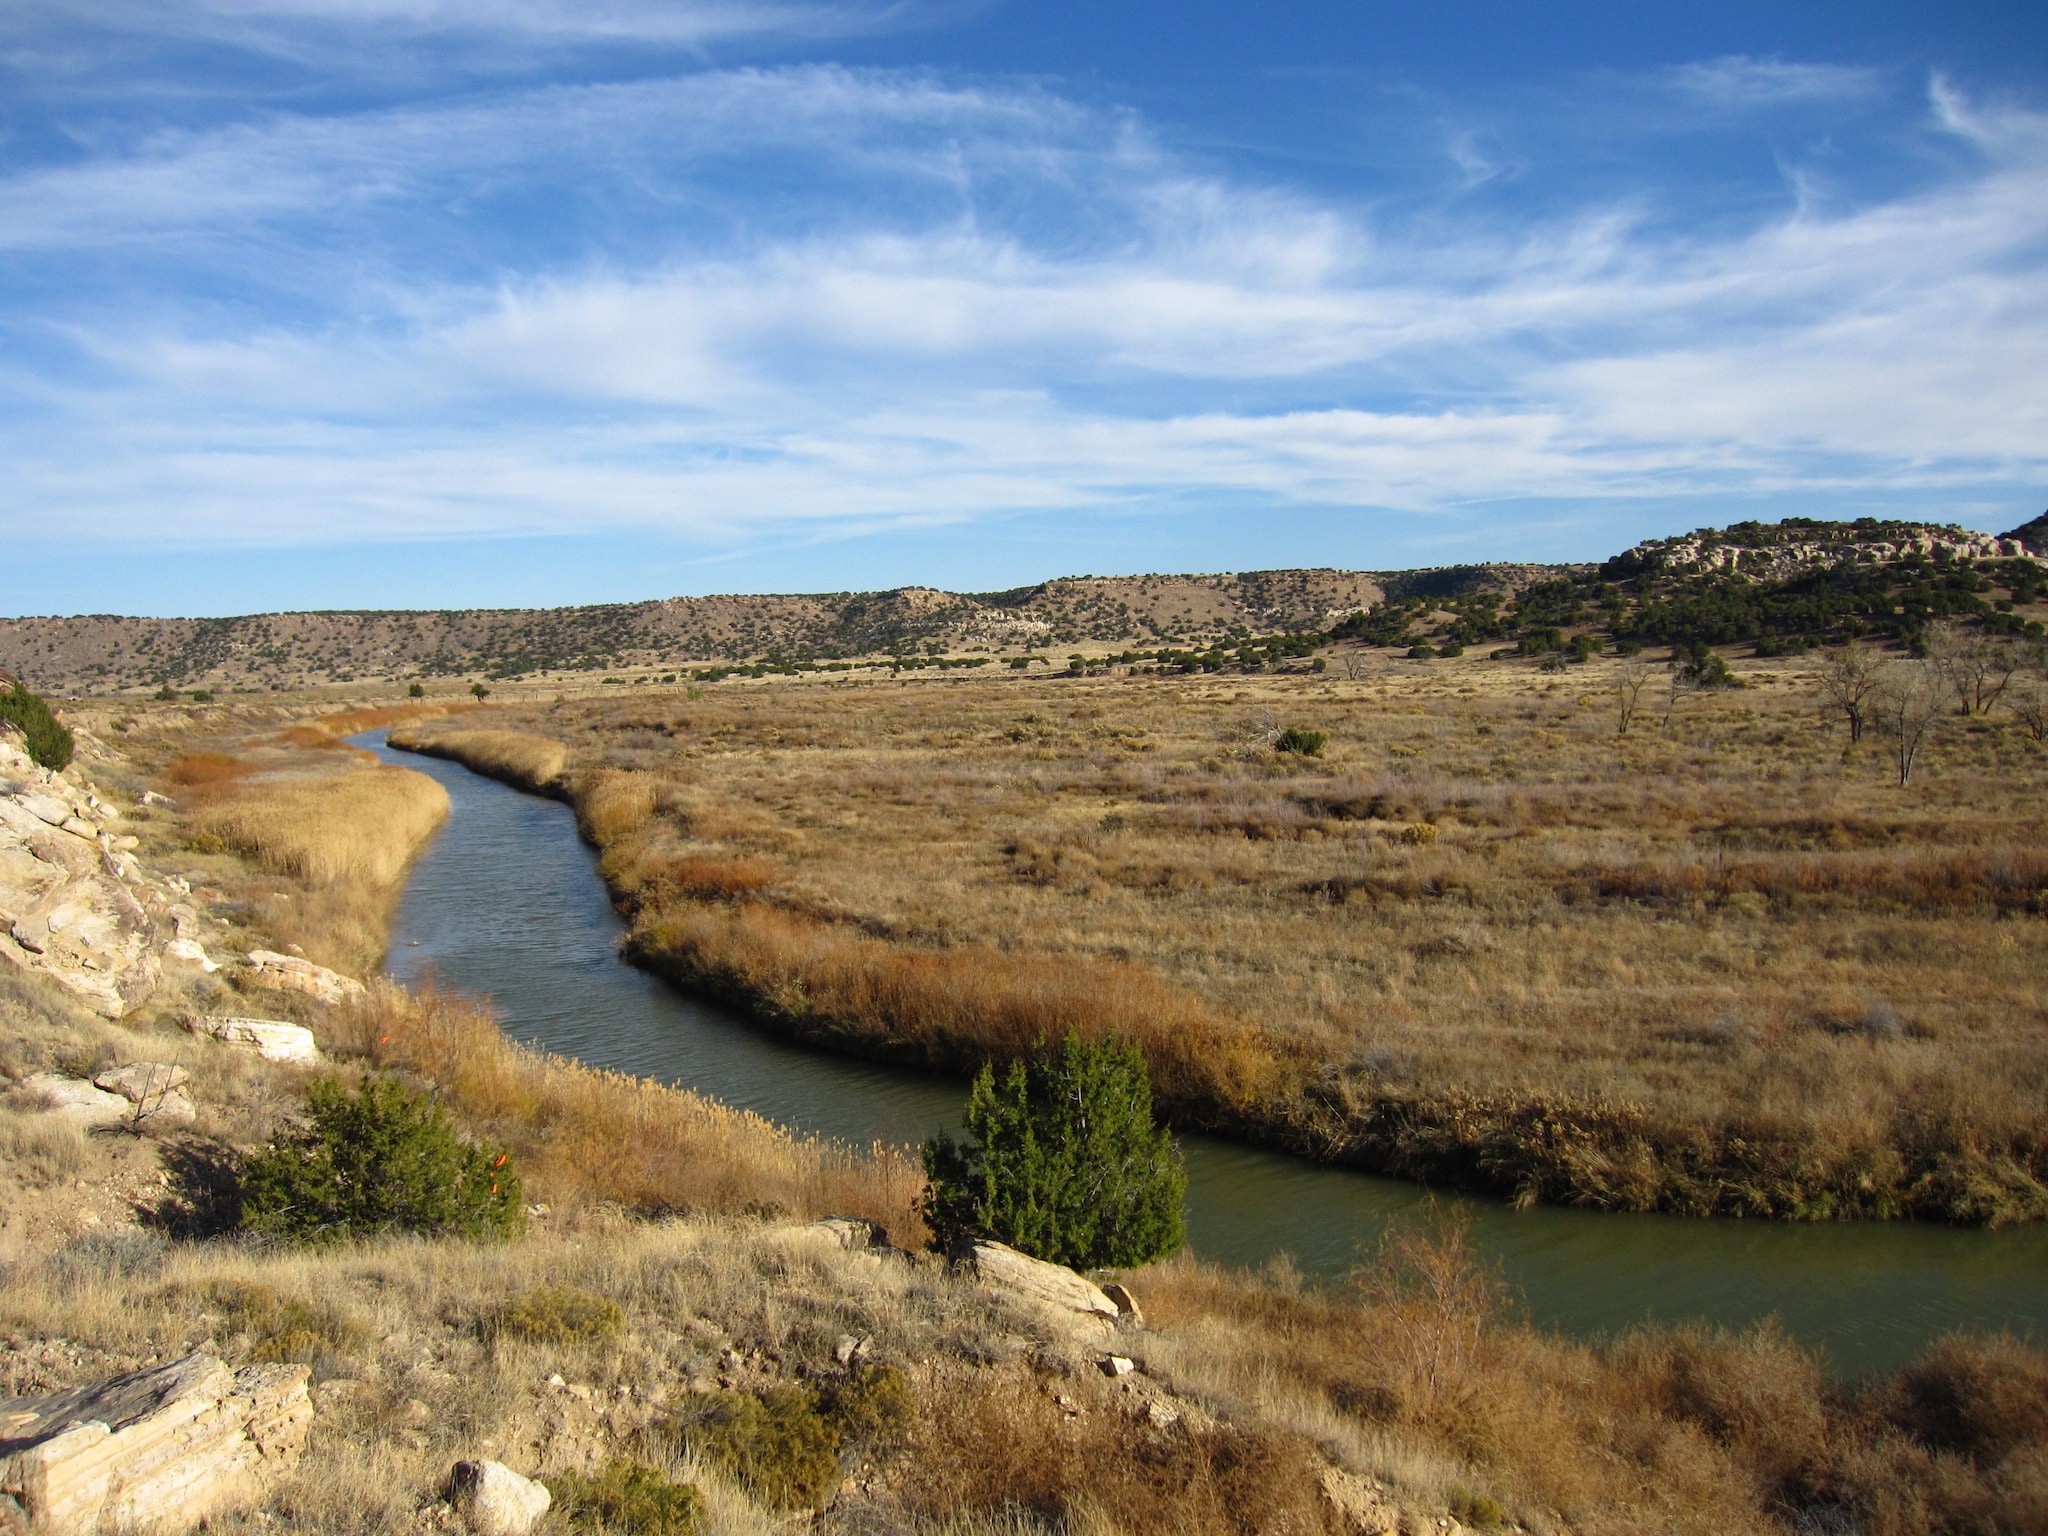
[0,683,73,771]
[240,1077,522,1244]
[922,1033,1185,1269]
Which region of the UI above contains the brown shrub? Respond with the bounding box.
[906,1363,1337,1535]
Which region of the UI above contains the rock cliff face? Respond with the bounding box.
[0,728,240,1019]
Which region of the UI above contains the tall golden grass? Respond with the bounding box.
[1135,1234,2048,1536]
[387,725,570,793]
[191,765,449,886]
[329,982,926,1240]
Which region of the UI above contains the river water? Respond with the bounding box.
[360,731,2048,1377]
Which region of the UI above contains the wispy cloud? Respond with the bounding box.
[1,60,2042,555]
[1667,55,1883,107]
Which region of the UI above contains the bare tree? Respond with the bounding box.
[1663,660,1699,726]
[1816,644,1883,743]
[1925,620,2023,716]
[2011,677,2048,743]
[1875,659,1946,786]
[1614,656,1651,736]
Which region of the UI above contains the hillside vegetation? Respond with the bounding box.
[7,514,2037,697]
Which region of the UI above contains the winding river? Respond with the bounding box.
[359,730,2048,1377]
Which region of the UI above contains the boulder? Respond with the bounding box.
[0,1354,311,1536]
[1099,1282,1144,1327]
[93,1063,190,1103]
[183,1016,320,1065]
[15,1074,133,1126]
[807,1216,889,1251]
[162,937,219,973]
[243,950,365,1007]
[448,1459,552,1536]
[949,1238,1121,1331]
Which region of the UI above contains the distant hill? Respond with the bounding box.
[2,515,2040,696]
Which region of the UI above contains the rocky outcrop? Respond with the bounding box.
[0,733,254,1022]
[183,1016,320,1065]
[448,1459,552,1536]
[949,1238,1123,1333]
[13,1074,133,1127]
[243,950,365,1007]
[0,1354,311,1535]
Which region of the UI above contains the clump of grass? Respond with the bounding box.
[685,1385,841,1510]
[486,1283,623,1345]
[548,1460,705,1535]
[1273,726,1326,756]
[196,1279,369,1364]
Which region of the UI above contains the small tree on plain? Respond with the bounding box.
[1816,644,1883,744]
[1875,660,1946,787]
[1614,657,1651,736]
[1926,621,2022,716]
[922,1032,1186,1270]
[470,682,490,701]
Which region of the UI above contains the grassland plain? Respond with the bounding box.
[1,690,2043,1535]
[394,648,2048,1225]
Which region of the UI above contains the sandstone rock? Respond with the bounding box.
[0,787,162,1019]
[0,1354,310,1536]
[950,1238,1121,1332]
[184,1016,320,1065]
[14,792,75,829]
[1100,1355,1136,1377]
[93,1063,190,1103]
[244,949,366,1006]
[16,1074,133,1126]
[808,1216,889,1251]
[448,1459,552,1536]
[163,937,220,972]
[1099,1282,1144,1327]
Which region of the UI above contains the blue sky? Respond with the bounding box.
[3,1,2045,616]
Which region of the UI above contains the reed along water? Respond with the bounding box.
[362,731,2048,1377]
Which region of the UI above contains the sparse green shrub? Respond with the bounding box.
[1274,727,1327,756]
[470,682,490,700]
[1406,643,1436,660]
[408,683,425,698]
[1449,1486,1505,1529]
[239,1076,523,1244]
[688,1386,840,1510]
[189,689,213,703]
[922,1032,1186,1269]
[487,1284,624,1345]
[200,1280,368,1364]
[819,1363,914,1448]
[153,684,178,702]
[0,684,73,771]
[549,1459,705,1535]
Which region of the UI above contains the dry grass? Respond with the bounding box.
[387,725,569,793]
[191,766,448,887]
[1130,1224,2048,1536]
[405,656,2048,1221]
[328,983,927,1241]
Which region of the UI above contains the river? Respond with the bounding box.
[359,730,2048,1377]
